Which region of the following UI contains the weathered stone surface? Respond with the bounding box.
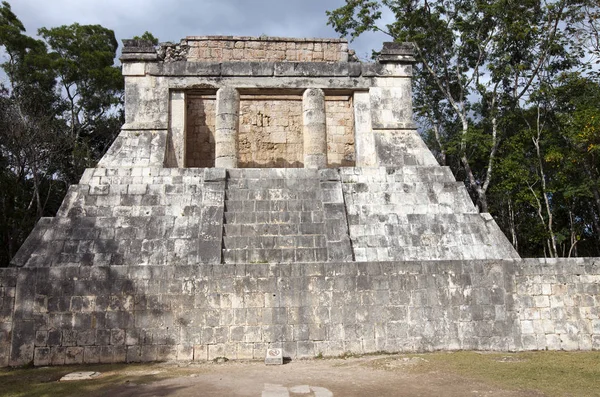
[221,62,275,77]
[222,168,352,264]
[340,167,520,261]
[149,62,221,76]
[166,91,186,168]
[184,36,349,63]
[4,259,599,366]
[215,87,240,169]
[353,92,375,166]
[6,35,597,369]
[373,130,439,167]
[60,371,101,381]
[122,39,156,53]
[303,89,327,169]
[370,84,416,130]
[274,63,350,77]
[378,42,416,63]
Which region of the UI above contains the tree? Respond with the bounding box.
[327,0,591,213]
[39,23,123,181]
[133,31,159,45]
[0,2,123,266]
[327,0,600,256]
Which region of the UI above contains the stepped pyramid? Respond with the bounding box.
[13,37,517,267]
[4,36,532,367]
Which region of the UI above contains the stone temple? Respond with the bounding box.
[1,36,598,367]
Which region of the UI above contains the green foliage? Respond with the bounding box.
[328,0,600,256]
[133,31,159,45]
[0,2,123,266]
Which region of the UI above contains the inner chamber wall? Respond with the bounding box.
[184,90,355,168]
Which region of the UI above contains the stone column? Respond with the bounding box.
[302,88,327,169]
[215,87,240,168]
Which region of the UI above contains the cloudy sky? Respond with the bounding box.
[10,0,389,60]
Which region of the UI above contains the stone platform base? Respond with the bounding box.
[1,258,598,366]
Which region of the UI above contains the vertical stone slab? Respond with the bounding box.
[122,75,169,130]
[372,130,440,167]
[353,91,375,166]
[168,91,186,167]
[369,77,415,130]
[215,87,240,168]
[303,88,327,169]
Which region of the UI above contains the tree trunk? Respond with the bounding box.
[508,199,518,251]
[532,107,557,257]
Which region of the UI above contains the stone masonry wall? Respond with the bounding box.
[185,94,356,169]
[9,261,518,366]
[325,95,355,167]
[186,36,349,63]
[515,258,600,351]
[238,95,304,168]
[4,258,600,366]
[186,95,216,168]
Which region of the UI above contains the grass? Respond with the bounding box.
[369,351,600,397]
[0,362,206,397]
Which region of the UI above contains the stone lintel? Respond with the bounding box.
[146,62,407,78]
[221,62,275,77]
[151,62,222,76]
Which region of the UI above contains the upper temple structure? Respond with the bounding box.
[12,36,518,268]
[8,37,597,368]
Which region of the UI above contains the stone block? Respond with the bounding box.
[221,62,275,76]
[274,62,348,77]
[65,347,84,364]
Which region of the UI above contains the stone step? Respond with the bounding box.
[226,168,320,180]
[340,166,456,183]
[224,189,321,201]
[223,211,325,225]
[222,235,327,250]
[223,223,327,237]
[223,200,324,212]
[348,212,520,261]
[79,166,213,185]
[343,182,476,214]
[353,243,514,262]
[223,247,328,264]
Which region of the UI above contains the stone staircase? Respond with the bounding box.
[14,165,517,267]
[222,168,352,264]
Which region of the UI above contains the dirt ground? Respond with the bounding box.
[87,355,545,397]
